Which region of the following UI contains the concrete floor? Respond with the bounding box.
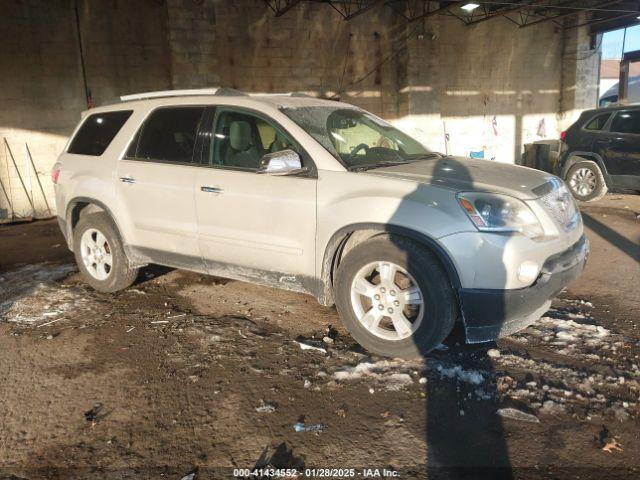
[0,194,639,479]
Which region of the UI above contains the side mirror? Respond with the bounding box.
[257,149,308,176]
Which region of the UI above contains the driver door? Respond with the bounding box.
[194,107,317,286]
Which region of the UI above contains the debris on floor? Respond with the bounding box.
[252,443,305,471]
[180,468,198,480]
[84,403,107,425]
[496,407,540,423]
[293,422,326,433]
[295,338,327,353]
[256,401,277,414]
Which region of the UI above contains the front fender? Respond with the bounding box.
[316,170,470,305]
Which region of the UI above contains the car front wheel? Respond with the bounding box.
[334,235,457,358]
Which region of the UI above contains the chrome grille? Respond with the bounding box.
[539,180,580,232]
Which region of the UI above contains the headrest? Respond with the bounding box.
[229,121,252,151]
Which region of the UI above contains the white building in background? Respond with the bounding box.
[599,58,640,106]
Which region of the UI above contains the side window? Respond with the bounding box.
[584,113,611,131]
[209,110,297,170]
[126,107,205,163]
[610,111,640,134]
[68,110,133,156]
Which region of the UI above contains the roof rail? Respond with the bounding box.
[247,92,314,98]
[119,88,247,102]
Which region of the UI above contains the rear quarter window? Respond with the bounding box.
[67,110,133,156]
[583,113,611,131]
[125,106,205,163]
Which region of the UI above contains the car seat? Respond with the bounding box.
[225,120,260,169]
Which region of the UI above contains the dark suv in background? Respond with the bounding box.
[557,104,640,201]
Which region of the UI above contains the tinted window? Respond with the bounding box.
[68,111,132,156]
[127,107,205,163]
[584,113,610,131]
[208,110,297,170]
[610,111,640,134]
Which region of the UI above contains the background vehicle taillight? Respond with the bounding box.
[560,130,567,142]
[51,164,61,184]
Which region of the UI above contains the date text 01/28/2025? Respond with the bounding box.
[232,468,400,477]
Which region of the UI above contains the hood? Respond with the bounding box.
[364,156,554,200]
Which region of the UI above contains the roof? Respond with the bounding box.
[582,101,640,115]
[601,59,640,79]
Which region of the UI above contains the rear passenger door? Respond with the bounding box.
[194,107,317,285]
[600,110,640,184]
[115,106,205,266]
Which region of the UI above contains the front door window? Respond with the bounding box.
[207,110,299,170]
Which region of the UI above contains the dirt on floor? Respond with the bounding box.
[0,195,639,480]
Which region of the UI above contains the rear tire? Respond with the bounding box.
[334,235,457,359]
[73,212,138,293]
[566,161,607,202]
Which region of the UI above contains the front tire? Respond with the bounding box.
[566,161,607,202]
[334,235,457,359]
[73,212,139,293]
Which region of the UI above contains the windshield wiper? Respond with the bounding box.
[412,152,444,161]
[349,161,408,172]
[349,156,441,172]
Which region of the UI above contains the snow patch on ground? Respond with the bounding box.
[0,263,82,325]
[436,365,484,385]
[513,305,614,359]
[332,359,421,391]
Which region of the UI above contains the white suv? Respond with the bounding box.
[53,89,588,358]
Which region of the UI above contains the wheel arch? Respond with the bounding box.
[560,152,611,185]
[65,197,125,250]
[319,223,462,306]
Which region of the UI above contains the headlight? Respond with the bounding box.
[457,192,544,239]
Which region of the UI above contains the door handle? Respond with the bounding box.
[120,176,136,184]
[201,186,223,194]
[597,137,612,143]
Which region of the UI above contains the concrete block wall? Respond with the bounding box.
[397,16,569,163]
[0,0,600,222]
[210,0,406,118]
[167,0,219,88]
[560,13,601,129]
[0,0,85,220]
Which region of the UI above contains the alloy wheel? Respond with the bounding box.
[569,167,597,197]
[80,228,113,281]
[350,261,424,341]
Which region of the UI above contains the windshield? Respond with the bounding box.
[281,106,435,169]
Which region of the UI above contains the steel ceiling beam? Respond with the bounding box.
[407,0,464,22]
[263,0,303,17]
[566,10,640,29]
[343,0,386,20]
[519,0,625,28]
[464,0,560,26]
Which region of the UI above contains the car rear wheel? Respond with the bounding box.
[566,161,607,202]
[73,212,139,293]
[334,235,457,358]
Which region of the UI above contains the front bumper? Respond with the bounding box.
[459,234,589,343]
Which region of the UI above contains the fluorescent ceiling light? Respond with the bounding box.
[461,3,480,12]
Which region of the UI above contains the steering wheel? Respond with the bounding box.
[350,143,370,156]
